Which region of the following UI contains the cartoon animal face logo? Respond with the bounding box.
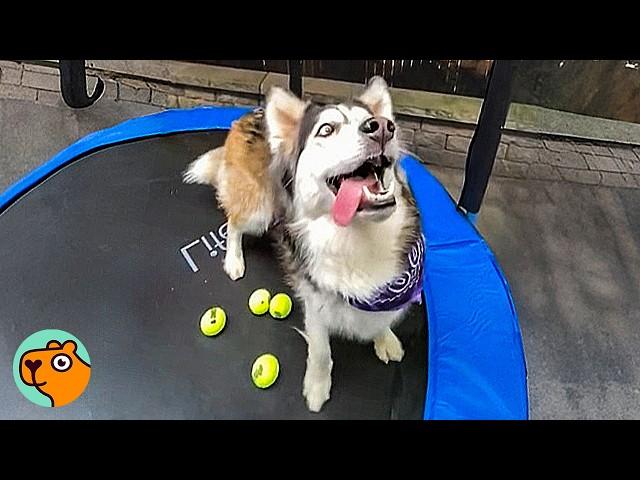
[19,339,91,407]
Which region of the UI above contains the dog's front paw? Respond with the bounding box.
[303,371,331,413]
[374,330,405,364]
[223,255,245,281]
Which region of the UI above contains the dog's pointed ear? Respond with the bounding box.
[265,86,307,158]
[358,76,394,120]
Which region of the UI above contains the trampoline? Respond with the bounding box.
[0,106,528,419]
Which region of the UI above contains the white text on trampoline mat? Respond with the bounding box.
[179,222,227,273]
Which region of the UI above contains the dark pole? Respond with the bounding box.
[288,60,303,97]
[59,60,105,108]
[458,60,514,219]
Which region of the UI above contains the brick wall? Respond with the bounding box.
[395,116,640,188]
[3,60,640,189]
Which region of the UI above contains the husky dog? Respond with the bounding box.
[184,77,424,412]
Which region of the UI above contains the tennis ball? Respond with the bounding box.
[269,293,292,319]
[248,288,271,315]
[251,353,280,389]
[199,307,227,336]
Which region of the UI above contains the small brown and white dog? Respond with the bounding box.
[184,77,423,412]
[183,108,275,280]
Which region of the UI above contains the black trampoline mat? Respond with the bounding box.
[0,131,427,419]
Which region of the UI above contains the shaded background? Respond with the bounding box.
[195,60,640,124]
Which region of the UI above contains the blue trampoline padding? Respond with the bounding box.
[0,106,528,419]
[402,156,528,420]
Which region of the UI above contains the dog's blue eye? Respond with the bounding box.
[316,123,335,137]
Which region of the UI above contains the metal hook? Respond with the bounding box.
[59,60,105,108]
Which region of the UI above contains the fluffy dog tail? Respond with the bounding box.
[182,146,225,187]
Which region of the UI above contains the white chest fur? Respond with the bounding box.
[291,198,413,341]
[294,198,412,300]
[301,283,407,341]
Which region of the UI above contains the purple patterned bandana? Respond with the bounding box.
[347,233,425,312]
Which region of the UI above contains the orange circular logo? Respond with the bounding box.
[13,330,91,408]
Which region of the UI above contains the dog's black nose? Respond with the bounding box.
[359,117,395,145]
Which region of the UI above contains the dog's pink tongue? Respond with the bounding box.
[332,177,377,227]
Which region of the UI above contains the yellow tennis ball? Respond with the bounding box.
[199,306,227,336]
[269,293,292,319]
[251,353,280,389]
[248,288,271,315]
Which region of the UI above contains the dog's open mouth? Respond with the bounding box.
[327,155,396,226]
